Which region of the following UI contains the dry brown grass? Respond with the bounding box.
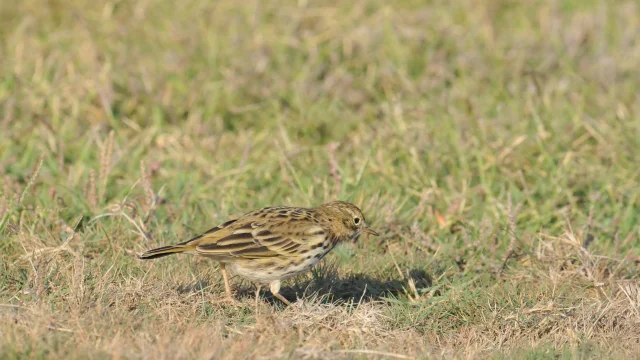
[2,218,639,358]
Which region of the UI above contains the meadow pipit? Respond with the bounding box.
[139,201,378,306]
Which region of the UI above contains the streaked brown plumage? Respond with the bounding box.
[139,201,378,306]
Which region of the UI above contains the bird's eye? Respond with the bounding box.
[353,217,360,225]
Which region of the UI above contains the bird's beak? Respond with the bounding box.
[363,225,379,236]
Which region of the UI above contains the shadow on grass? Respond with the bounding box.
[252,266,432,306]
[173,264,433,307]
[175,280,212,294]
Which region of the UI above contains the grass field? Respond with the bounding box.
[1,0,640,358]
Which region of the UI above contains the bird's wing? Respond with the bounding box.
[193,217,325,259]
[176,218,239,246]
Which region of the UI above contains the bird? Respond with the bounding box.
[139,201,378,307]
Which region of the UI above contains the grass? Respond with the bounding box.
[1,0,639,358]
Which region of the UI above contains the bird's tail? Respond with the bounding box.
[138,244,192,260]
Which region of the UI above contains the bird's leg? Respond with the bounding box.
[269,280,292,307]
[254,284,262,312]
[218,263,239,305]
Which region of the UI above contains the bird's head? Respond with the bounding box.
[317,201,379,243]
